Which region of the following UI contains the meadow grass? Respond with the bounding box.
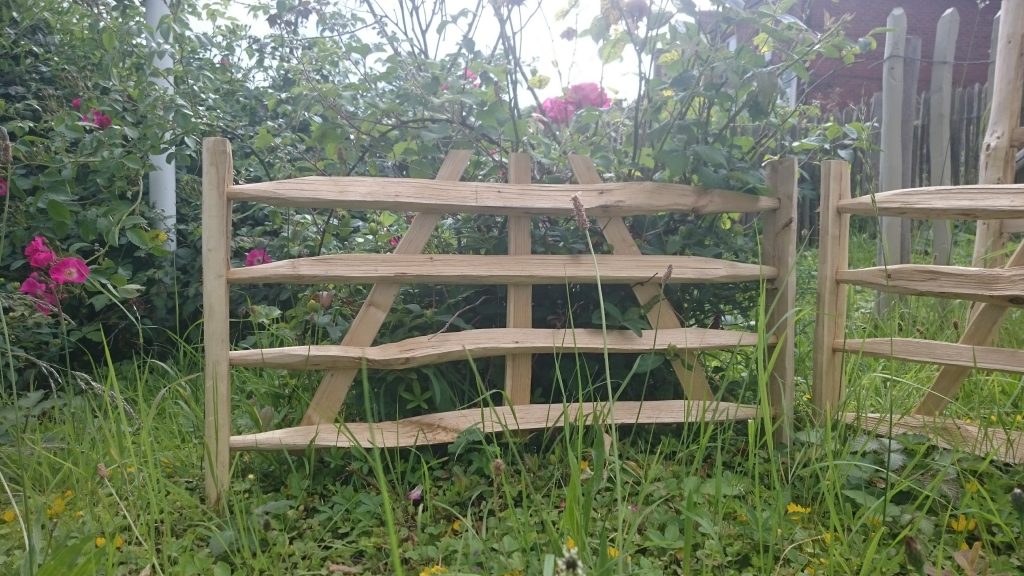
[2,229,1024,575]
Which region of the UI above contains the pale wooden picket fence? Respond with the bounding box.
[201,138,798,508]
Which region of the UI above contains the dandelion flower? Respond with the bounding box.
[46,495,66,518]
[948,515,976,533]
[607,545,619,559]
[418,566,446,576]
[114,535,125,549]
[2,509,15,523]
[786,502,811,516]
[95,536,107,548]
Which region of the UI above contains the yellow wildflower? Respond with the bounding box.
[2,509,15,523]
[580,460,590,472]
[786,502,811,515]
[63,490,74,499]
[990,415,997,423]
[566,536,576,550]
[960,540,969,550]
[607,545,620,559]
[114,535,125,549]
[965,481,980,494]
[46,496,66,518]
[418,566,446,576]
[822,532,833,545]
[95,536,107,548]
[949,515,976,533]
[450,519,462,533]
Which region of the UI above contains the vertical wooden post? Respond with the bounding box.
[930,8,958,265]
[203,137,233,509]
[764,157,797,443]
[973,0,1024,269]
[899,35,921,266]
[878,8,906,315]
[505,154,533,405]
[812,161,851,417]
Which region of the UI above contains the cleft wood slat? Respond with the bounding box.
[230,400,761,451]
[228,178,779,216]
[844,413,1024,464]
[836,185,1024,219]
[836,338,1024,374]
[230,327,773,370]
[836,265,1024,306]
[229,254,775,285]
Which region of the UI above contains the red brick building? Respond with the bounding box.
[790,0,1000,106]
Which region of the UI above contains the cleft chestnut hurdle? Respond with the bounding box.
[202,137,797,507]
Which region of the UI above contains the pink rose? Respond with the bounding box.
[71,98,82,110]
[0,177,7,197]
[19,273,59,314]
[389,235,401,247]
[50,257,90,285]
[245,248,272,266]
[24,236,56,269]
[541,97,577,124]
[83,109,112,130]
[567,82,611,109]
[464,67,481,88]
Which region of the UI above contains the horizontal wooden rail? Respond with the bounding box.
[229,400,760,450]
[836,265,1024,306]
[229,255,776,285]
[843,413,1024,464]
[229,178,779,216]
[836,338,1024,374]
[837,185,1024,219]
[230,327,773,370]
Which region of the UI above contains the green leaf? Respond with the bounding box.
[598,31,629,64]
[46,198,72,222]
[632,353,666,374]
[126,227,151,248]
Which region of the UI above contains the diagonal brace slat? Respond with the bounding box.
[301,150,472,425]
[567,155,713,401]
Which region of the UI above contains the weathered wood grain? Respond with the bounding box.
[836,265,1024,306]
[230,400,761,451]
[844,413,1024,464]
[202,137,233,509]
[228,178,779,216]
[505,154,533,406]
[229,254,775,285]
[837,338,1024,374]
[230,327,772,370]
[837,185,1024,219]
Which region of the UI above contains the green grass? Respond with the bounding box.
[2,229,1024,575]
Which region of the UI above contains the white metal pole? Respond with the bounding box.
[145,0,176,249]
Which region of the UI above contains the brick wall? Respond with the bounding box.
[802,0,999,106]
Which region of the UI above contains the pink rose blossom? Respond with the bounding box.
[19,273,59,314]
[82,109,112,130]
[541,97,577,124]
[19,273,47,297]
[389,235,401,248]
[0,178,7,197]
[463,67,481,88]
[49,257,90,285]
[71,98,82,110]
[24,236,56,269]
[245,248,272,266]
[567,82,611,109]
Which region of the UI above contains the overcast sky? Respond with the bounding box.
[220,0,714,99]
